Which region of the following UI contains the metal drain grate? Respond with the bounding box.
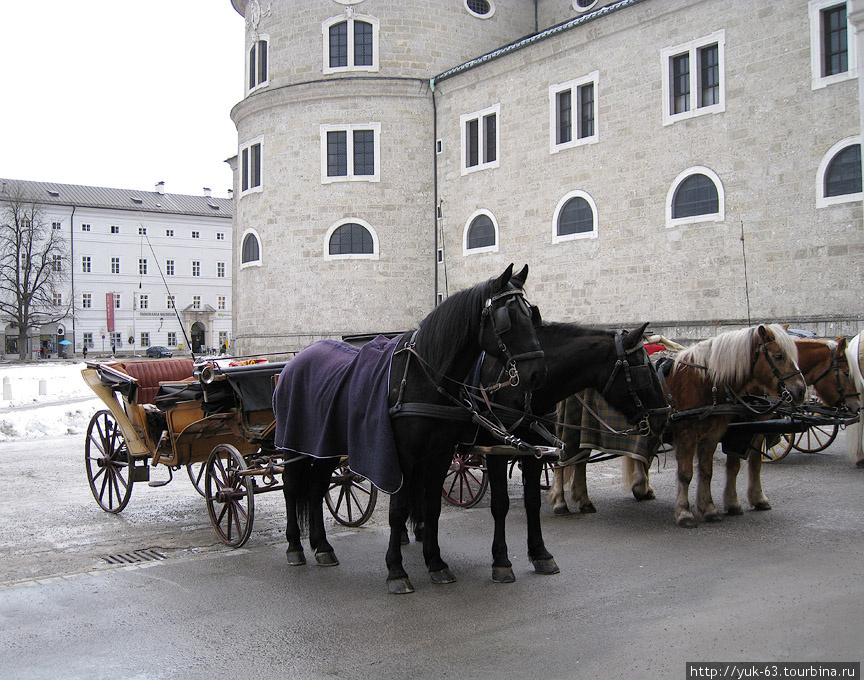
[101,548,168,565]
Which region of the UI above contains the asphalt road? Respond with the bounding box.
[1,431,862,679]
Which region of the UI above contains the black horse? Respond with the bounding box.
[474,321,670,582]
[277,264,546,594]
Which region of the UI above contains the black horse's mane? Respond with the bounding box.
[537,321,616,342]
[414,278,491,376]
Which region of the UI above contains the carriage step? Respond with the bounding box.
[147,466,173,487]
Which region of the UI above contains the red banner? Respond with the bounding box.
[106,293,115,332]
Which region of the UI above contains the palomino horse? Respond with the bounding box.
[724,337,860,513]
[553,325,806,526]
[845,331,864,467]
[275,264,546,594]
[472,322,668,582]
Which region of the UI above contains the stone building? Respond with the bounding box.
[0,179,233,359]
[228,0,862,354]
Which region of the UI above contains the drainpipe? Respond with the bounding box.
[69,205,75,356]
[431,77,439,307]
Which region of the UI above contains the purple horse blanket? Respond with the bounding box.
[273,335,402,493]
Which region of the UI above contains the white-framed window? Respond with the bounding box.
[461,103,500,175]
[110,332,122,347]
[138,227,146,235]
[324,218,379,260]
[51,255,62,272]
[462,209,499,255]
[166,259,174,276]
[52,292,62,306]
[552,190,599,243]
[666,166,725,228]
[218,295,226,310]
[82,332,93,348]
[465,0,496,19]
[113,293,121,309]
[52,221,62,230]
[81,256,91,273]
[192,260,201,277]
[110,225,119,234]
[81,223,91,232]
[661,30,725,126]
[322,14,379,74]
[82,293,92,309]
[139,294,148,310]
[218,331,228,347]
[217,262,226,278]
[165,229,174,237]
[111,257,120,274]
[167,331,177,346]
[167,295,175,309]
[240,137,263,196]
[138,258,147,275]
[247,35,269,93]
[241,228,262,268]
[810,1,856,89]
[816,137,863,207]
[216,232,225,240]
[192,295,201,310]
[140,332,150,347]
[192,231,200,239]
[549,72,599,154]
[320,124,381,183]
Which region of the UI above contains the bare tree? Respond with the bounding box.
[0,182,70,360]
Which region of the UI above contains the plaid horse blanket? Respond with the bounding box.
[556,388,659,465]
[273,335,402,493]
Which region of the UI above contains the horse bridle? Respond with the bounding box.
[810,343,860,410]
[600,330,669,437]
[479,288,544,389]
[751,336,804,404]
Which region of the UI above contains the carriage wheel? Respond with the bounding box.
[85,410,134,513]
[205,444,254,548]
[792,424,839,453]
[540,460,556,491]
[760,433,795,463]
[325,461,378,527]
[186,461,206,497]
[442,453,488,508]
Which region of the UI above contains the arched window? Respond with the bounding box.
[324,219,379,260]
[553,191,598,243]
[323,14,379,74]
[240,229,261,267]
[463,210,499,255]
[666,166,724,227]
[816,138,863,207]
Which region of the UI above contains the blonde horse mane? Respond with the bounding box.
[673,324,798,390]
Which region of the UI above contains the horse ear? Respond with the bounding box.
[510,264,529,289]
[757,324,773,342]
[623,322,651,349]
[491,263,515,294]
[836,337,847,353]
[781,323,790,331]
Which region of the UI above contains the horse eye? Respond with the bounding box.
[773,353,784,361]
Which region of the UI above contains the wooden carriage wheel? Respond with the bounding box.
[85,410,134,513]
[186,461,207,497]
[325,461,378,527]
[442,452,488,508]
[792,424,838,453]
[760,433,795,463]
[205,444,255,548]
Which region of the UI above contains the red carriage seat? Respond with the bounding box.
[111,358,195,405]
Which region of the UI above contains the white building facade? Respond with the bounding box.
[228,0,863,353]
[1,179,233,359]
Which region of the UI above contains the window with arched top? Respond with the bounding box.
[552,191,598,243]
[324,219,379,260]
[666,167,725,227]
[816,137,863,207]
[240,229,262,268]
[323,14,379,74]
[463,210,499,255]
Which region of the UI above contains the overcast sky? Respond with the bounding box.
[0,1,244,198]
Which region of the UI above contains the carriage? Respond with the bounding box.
[81,355,378,548]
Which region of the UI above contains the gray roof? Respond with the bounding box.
[0,178,232,219]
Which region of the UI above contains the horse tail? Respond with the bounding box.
[284,457,311,534]
[622,455,636,487]
[407,468,424,534]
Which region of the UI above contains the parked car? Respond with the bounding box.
[146,346,173,358]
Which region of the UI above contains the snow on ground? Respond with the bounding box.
[0,362,101,442]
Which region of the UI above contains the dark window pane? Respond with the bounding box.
[250,143,261,188]
[242,234,260,263]
[483,113,496,163]
[672,174,719,218]
[353,129,375,175]
[823,5,848,77]
[466,119,479,167]
[578,83,594,138]
[355,21,373,66]
[699,44,718,107]
[825,144,862,196]
[241,147,249,191]
[329,22,348,68]
[557,90,572,145]
[329,223,374,254]
[258,40,268,83]
[249,45,256,89]
[467,0,491,15]
[327,131,348,177]
[558,197,594,235]
[467,215,495,249]
[672,53,690,114]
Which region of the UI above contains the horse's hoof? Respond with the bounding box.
[387,578,415,595]
[492,566,515,583]
[400,529,410,545]
[703,512,723,523]
[532,558,560,575]
[286,549,307,566]
[856,460,864,468]
[429,568,456,585]
[315,551,339,566]
[634,490,655,501]
[676,515,698,528]
[725,505,744,516]
[753,501,771,511]
[552,505,570,515]
[579,503,597,513]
